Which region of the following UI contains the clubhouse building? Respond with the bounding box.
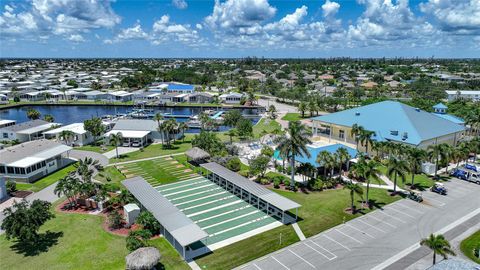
[311,101,466,151]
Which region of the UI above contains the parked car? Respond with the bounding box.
[464,164,478,172]
[407,190,423,202]
[122,141,130,147]
[451,169,480,184]
[131,141,141,147]
[451,169,468,180]
[430,183,447,195]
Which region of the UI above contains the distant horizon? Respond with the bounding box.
[1,57,480,60]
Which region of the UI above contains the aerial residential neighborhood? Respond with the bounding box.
[1,1,479,270]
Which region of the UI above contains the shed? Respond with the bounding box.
[124,203,141,226]
[185,147,210,165]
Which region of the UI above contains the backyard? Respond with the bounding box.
[16,164,77,192]
[0,205,189,270]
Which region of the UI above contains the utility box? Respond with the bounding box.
[422,162,436,175]
[123,203,141,226]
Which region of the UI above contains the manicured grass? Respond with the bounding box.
[75,145,114,153]
[275,187,400,237]
[378,165,435,190]
[16,164,77,192]
[460,230,480,264]
[110,136,193,162]
[195,225,299,270]
[95,166,126,190]
[0,206,189,270]
[253,118,282,138]
[281,113,308,121]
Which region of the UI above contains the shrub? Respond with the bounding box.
[311,179,324,191]
[283,179,290,187]
[273,179,281,189]
[126,229,152,251]
[136,211,161,235]
[6,181,17,194]
[259,178,270,185]
[108,210,124,230]
[226,157,241,172]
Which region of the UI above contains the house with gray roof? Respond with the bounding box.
[104,119,165,147]
[0,139,73,183]
[0,119,59,142]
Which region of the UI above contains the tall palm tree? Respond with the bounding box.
[386,156,408,194]
[298,102,307,118]
[226,128,237,144]
[420,234,455,265]
[276,121,312,189]
[178,122,188,142]
[358,130,375,154]
[325,153,338,179]
[343,182,364,214]
[154,112,164,144]
[59,130,75,146]
[336,147,351,174]
[316,150,331,178]
[350,124,364,151]
[109,132,123,159]
[406,148,427,188]
[362,160,381,206]
[427,143,449,178]
[54,175,78,207]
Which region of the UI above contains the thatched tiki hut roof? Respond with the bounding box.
[186,147,210,163]
[125,247,161,270]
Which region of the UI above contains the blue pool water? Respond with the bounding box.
[273,144,357,167]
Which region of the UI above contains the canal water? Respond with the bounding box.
[0,105,259,133]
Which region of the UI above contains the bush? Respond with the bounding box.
[283,179,290,187]
[311,179,324,191]
[126,229,152,251]
[259,178,270,185]
[6,181,17,194]
[226,157,241,172]
[136,211,161,235]
[108,210,124,230]
[273,179,281,189]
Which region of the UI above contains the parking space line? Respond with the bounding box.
[335,228,363,244]
[304,242,331,260]
[394,202,425,214]
[365,214,397,228]
[345,224,375,239]
[423,196,446,206]
[252,263,262,270]
[271,256,290,270]
[377,210,407,223]
[356,219,386,233]
[322,234,351,251]
[289,250,316,268]
[387,207,415,219]
[308,240,337,260]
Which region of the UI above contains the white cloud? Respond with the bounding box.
[322,0,340,18]
[205,0,276,33]
[0,0,121,40]
[113,23,149,42]
[172,0,188,9]
[420,0,480,35]
[152,15,201,45]
[196,23,203,30]
[67,34,85,42]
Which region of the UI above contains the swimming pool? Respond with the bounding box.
[273,144,357,167]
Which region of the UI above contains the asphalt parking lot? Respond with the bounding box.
[237,178,480,270]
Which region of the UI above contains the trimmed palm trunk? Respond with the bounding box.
[290,154,295,189]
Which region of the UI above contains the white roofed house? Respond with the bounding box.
[84,90,108,100]
[0,120,59,142]
[43,123,94,146]
[0,140,73,183]
[107,90,133,102]
[104,119,168,147]
[445,90,480,102]
[219,92,243,104]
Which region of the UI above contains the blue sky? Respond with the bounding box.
[0,0,479,58]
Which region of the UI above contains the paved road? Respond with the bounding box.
[236,178,480,270]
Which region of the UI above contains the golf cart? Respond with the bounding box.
[407,190,423,202]
[430,183,447,195]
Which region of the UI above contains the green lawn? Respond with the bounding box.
[95,166,126,190]
[110,137,193,163]
[281,113,308,121]
[0,206,189,270]
[460,230,480,264]
[253,118,282,138]
[16,164,77,192]
[75,145,114,154]
[195,186,400,269]
[378,165,436,190]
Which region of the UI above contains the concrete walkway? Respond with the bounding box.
[103,147,138,159]
[292,223,306,241]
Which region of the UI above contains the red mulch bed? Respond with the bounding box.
[56,199,100,214]
[11,190,33,198]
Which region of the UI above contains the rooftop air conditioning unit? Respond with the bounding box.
[402,132,408,140]
[355,112,360,116]
[390,130,398,136]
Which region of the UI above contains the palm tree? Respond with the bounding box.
[268,105,277,119]
[350,124,364,151]
[358,130,375,154]
[178,122,188,142]
[43,114,55,122]
[336,147,351,174]
[276,121,312,189]
[427,143,449,178]
[109,132,123,159]
[26,108,41,120]
[298,102,307,118]
[343,182,363,214]
[59,130,75,146]
[226,128,237,144]
[362,160,381,206]
[406,148,427,188]
[420,234,455,265]
[316,151,331,178]
[386,156,408,194]
[154,112,164,144]
[54,175,79,207]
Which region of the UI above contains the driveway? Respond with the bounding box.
[70,149,109,166]
[102,147,138,159]
[236,178,480,270]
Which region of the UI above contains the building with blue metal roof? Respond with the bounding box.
[311,101,465,149]
[167,83,195,93]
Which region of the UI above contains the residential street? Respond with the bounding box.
[236,178,480,270]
